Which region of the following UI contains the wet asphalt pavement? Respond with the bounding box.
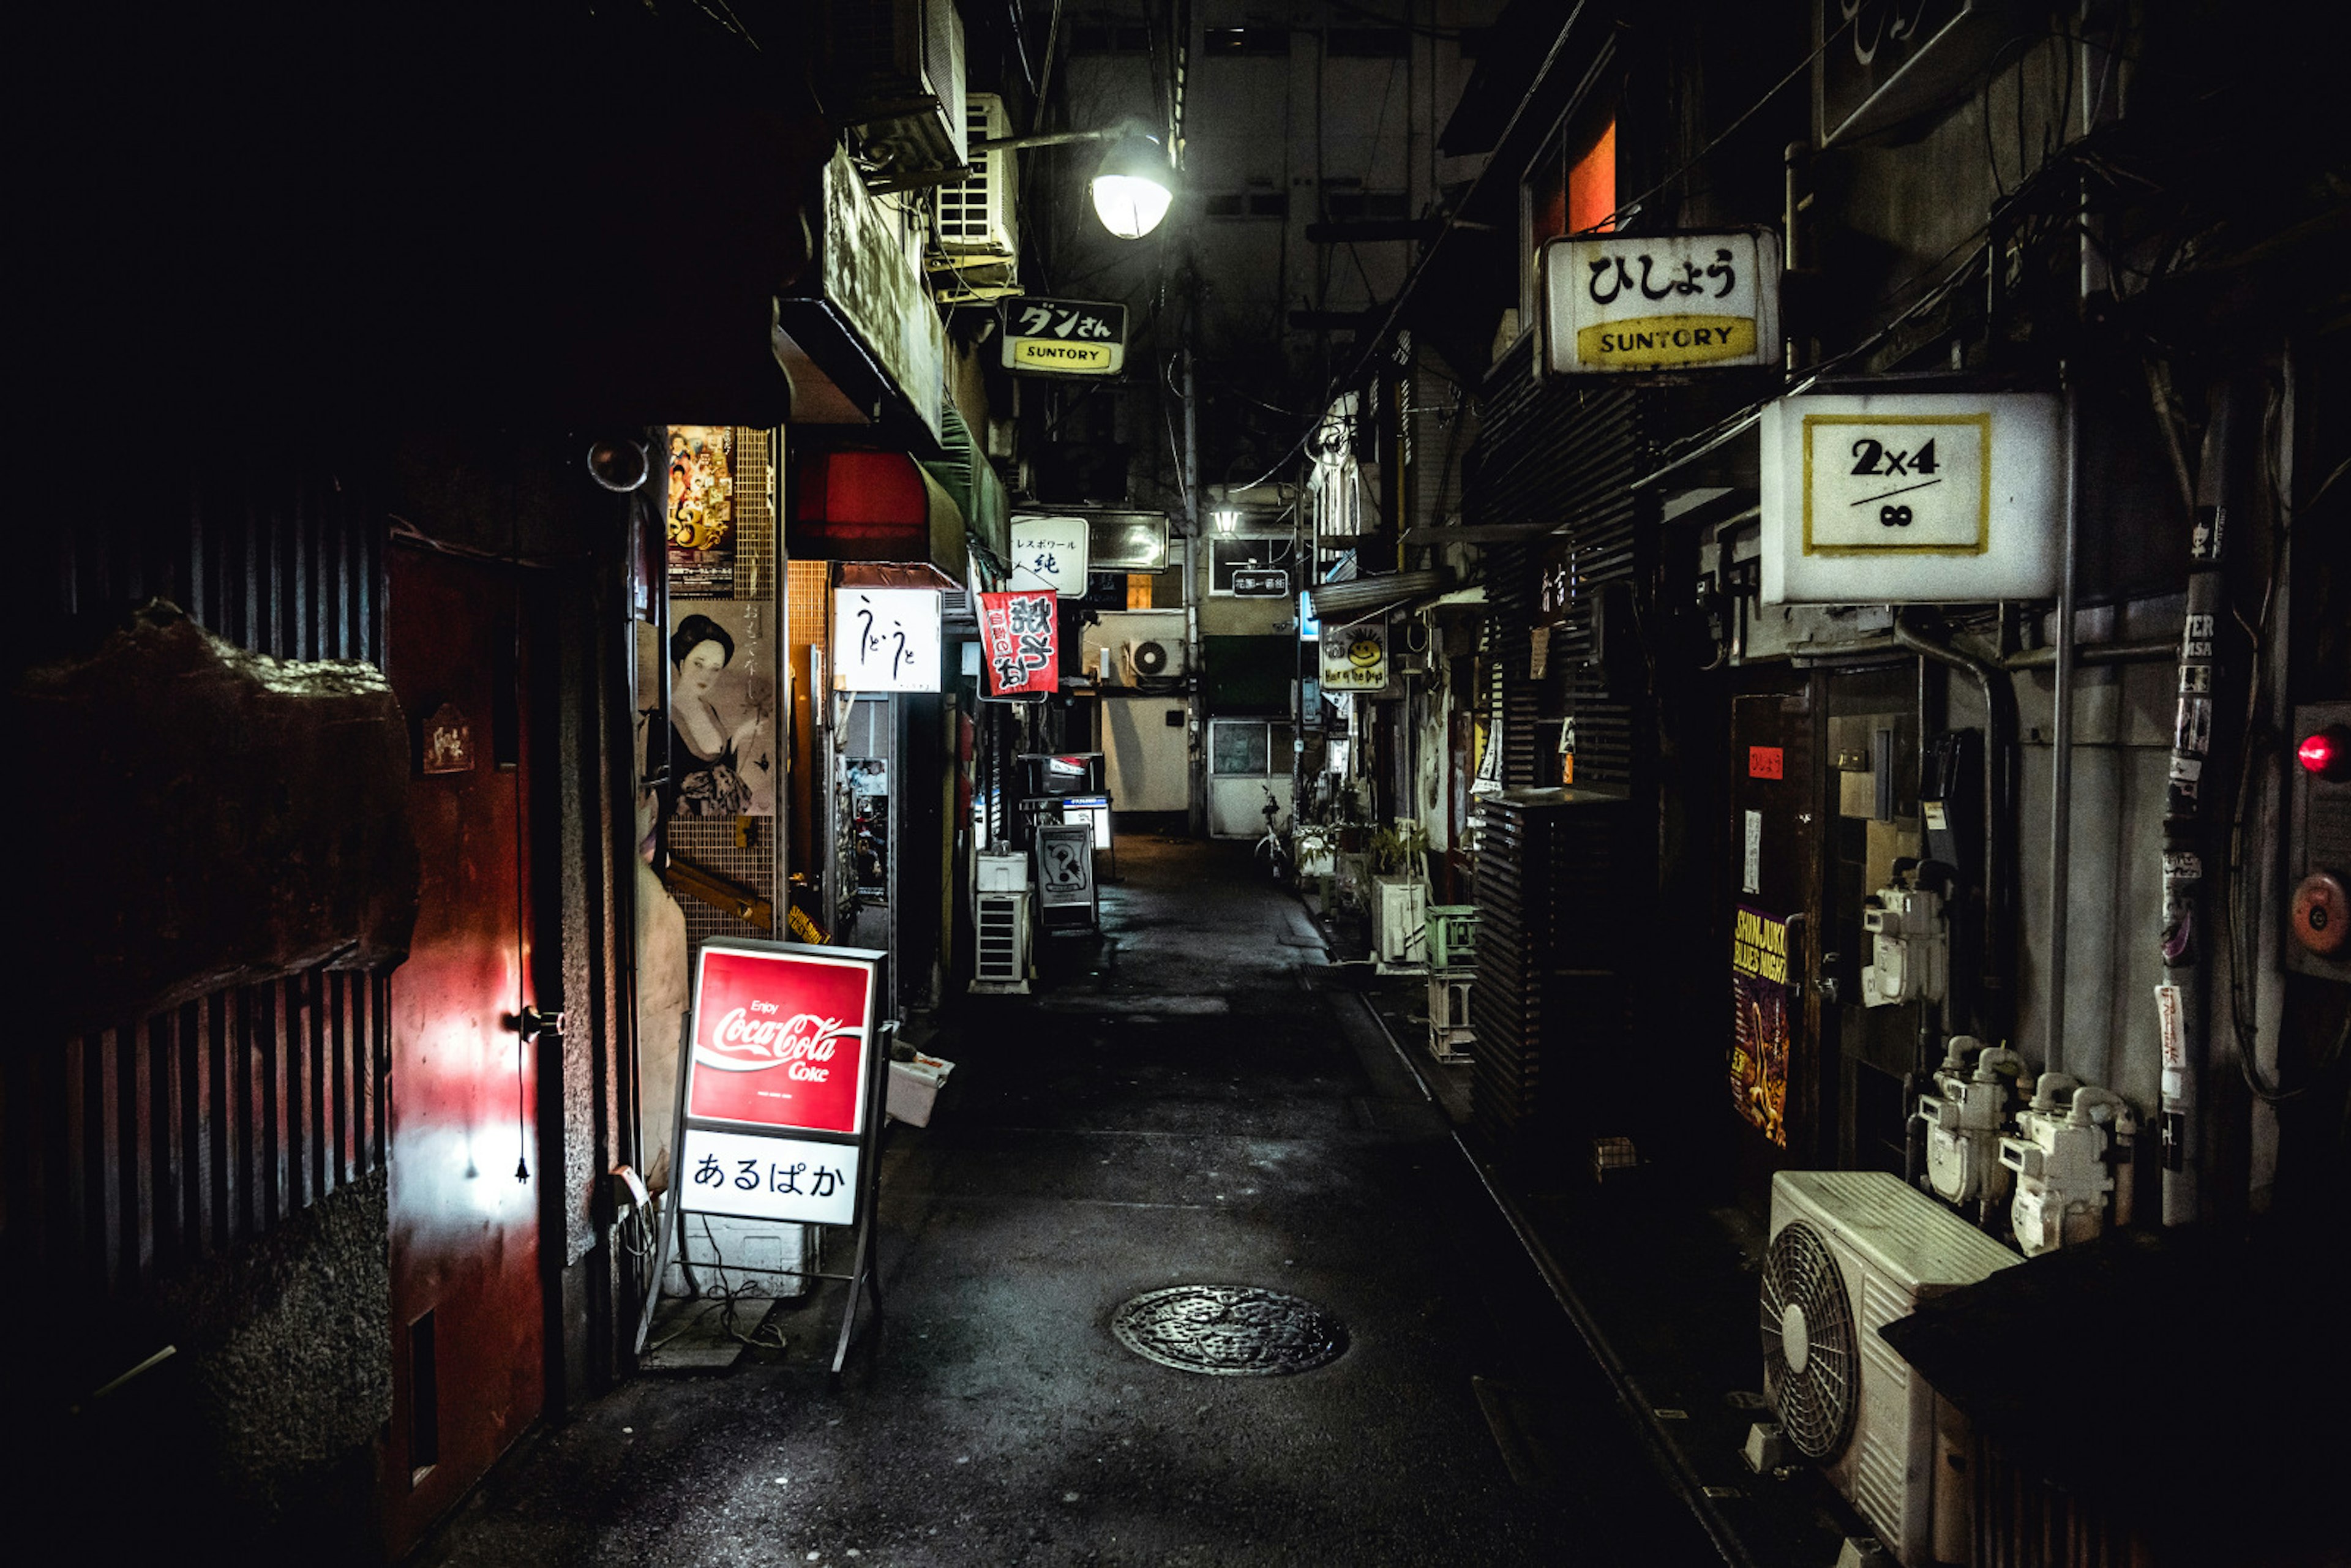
[413,838,1715,1567]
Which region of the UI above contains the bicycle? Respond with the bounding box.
[1253,786,1294,883]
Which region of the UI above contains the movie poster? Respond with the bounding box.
[1729,904,1791,1147]
[666,425,736,595]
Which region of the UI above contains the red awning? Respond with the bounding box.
[790,450,967,578]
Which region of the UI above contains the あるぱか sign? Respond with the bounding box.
[686,944,878,1136]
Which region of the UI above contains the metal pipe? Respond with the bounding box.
[2159,377,2249,1225]
[2000,638,2174,669]
[1895,613,2016,1046]
[1182,332,1205,839]
[2047,383,2080,1079]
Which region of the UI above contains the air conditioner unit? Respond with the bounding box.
[1122,637,1187,681]
[929,93,1020,304]
[822,0,969,192]
[971,888,1030,994]
[1372,874,1428,973]
[1762,1171,2019,1567]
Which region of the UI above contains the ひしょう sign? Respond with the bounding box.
[1543,230,1781,377]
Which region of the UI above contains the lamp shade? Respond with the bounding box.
[1090,129,1177,239]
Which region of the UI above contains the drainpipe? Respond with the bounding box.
[2046,381,2080,1079]
[1895,613,2015,1046]
[1183,332,1205,838]
[2158,377,2248,1226]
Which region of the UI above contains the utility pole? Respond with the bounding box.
[1183,295,1205,839]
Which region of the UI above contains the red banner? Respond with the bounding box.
[686,947,875,1135]
[978,589,1059,698]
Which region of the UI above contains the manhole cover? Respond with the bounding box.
[1109,1285,1348,1376]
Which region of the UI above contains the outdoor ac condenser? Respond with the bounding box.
[929,94,1019,303]
[971,889,1030,994]
[821,0,967,192]
[1761,1171,2018,1566]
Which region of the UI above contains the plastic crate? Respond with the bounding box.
[1427,904,1479,970]
[1427,969,1474,1064]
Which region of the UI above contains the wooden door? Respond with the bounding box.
[381,545,545,1555]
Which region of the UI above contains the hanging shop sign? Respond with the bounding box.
[1087,510,1171,571]
[677,941,885,1228]
[978,589,1060,699]
[773,149,947,448]
[833,587,943,692]
[1542,230,1782,377]
[1319,621,1388,692]
[1761,391,2063,603]
[1009,514,1092,596]
[1728,905,1792,1148]
[1231,568,1289,598]
[1001,298,1128,377]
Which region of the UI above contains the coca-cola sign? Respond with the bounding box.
[686,946,875,1135]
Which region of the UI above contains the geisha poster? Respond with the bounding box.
[666,426,737,596]
[978,589,1059,699]
[1728,904,1791,1147]
[664,600,776,817]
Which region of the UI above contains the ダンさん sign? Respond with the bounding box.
[678,941,887,1228]
[1542,230,1781,377]
[1002,298,1128,377]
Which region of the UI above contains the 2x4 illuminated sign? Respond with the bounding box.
[1542,230,1781,377]
[1761,391,2063,603]
[1002,298,1128,377]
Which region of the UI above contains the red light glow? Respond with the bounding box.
[2300,729,2343,778]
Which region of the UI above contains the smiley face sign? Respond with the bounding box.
[1320,622,1387,691]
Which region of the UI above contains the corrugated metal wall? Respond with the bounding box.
[12,461,391,1297]
[1468,340,1651,791]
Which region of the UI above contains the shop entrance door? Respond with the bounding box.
[381,545,546,1556]
[1727,669,1829,1200]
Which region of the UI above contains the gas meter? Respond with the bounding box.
[1861,861,1947,1007]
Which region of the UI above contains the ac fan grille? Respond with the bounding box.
[1760,1218,1859,1461]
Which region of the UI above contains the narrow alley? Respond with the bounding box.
[411,839,1709,1567]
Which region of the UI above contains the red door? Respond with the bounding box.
[382,545,544,1555]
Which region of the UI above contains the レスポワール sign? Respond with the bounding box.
[978,589,1059,699]
[1728,906,1791,1148]
[1760,391,2063,603]
[1009,514,1092,596]
[678,942,886,1228]
[1319,622,1387,692]
[1542,230,1781,377]
[1001,298,1128,377]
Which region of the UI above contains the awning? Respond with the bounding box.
[1306,569,1451,624]
[790,450,967,579]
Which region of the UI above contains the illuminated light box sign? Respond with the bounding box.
[1761,391,2063,604]
[678,941,886,1229]
[833,587,942,692]
[1543,230,1781,377]
[1319,621,1388,692]
[1002,298,1128,377]
[1009,514,1091,596]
